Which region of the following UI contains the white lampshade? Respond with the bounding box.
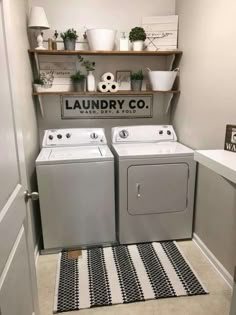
[28,6,49,29]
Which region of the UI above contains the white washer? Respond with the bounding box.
[112,125,196,244]
[36,128,116,251]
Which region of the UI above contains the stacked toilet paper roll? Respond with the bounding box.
[98,72,119,93]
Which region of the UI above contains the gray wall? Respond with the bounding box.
[31,0,176,143]
[8,0,41,251]
[174,0,236,275]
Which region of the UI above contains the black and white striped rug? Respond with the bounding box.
[54,242,207,313]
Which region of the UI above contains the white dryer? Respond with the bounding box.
[112,125,196,244]
[36,128,116,251]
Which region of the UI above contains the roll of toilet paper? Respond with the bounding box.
[97,81,110,93]
[101,72,115,83]
[109,81,119,93]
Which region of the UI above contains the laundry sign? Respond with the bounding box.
[61,95,153,119]
[224,125,236,153]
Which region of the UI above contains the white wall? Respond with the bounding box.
[32,0,175,35]
[174,0,236,275]
[31,0,176,142]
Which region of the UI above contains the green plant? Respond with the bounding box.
[70,71,85,82]
[82,60,96,72]
[131,70,144,80]
[33,78,44,85]
[129,27,146,42]
[60,28,78,41]
[78,55,95,71]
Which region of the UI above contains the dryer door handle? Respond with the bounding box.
[136,183,141,198]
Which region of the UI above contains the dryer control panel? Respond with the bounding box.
[42,128,107,147]
[112,125,177,143]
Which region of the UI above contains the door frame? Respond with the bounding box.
[1,0,39,314]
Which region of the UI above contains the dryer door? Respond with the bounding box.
[128,163,189,215]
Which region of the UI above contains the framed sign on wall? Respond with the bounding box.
[224,125,236,153]
[61,95,153,119]
[116,70,131,91]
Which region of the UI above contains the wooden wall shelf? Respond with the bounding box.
[29,48,182,117]
[29,49,182,56]
[32,90,180,96]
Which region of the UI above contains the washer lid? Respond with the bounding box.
[36,145,113,164]
[112,142,194,159]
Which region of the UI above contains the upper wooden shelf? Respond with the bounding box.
[28,49,182,56]
[33,90,180,96]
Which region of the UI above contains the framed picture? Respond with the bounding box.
[116,70,131,90]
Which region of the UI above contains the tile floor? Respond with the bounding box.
[37,241,232,315]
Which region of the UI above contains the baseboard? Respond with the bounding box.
[193,233,233,289]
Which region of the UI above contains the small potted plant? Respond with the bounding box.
[130,70,144,91]
[70,71,86,92]
[33,78,45,92]
[61,28,78,50]
[129,27,146,51]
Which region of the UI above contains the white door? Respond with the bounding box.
[0,1,38,315]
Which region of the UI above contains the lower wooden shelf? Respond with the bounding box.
[33,90,180,96]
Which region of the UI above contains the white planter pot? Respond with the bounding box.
[148,70,178,91]
[87,71,96,92]
[132,40,144,51]
[33,84,44,92]
[87,29,117,51]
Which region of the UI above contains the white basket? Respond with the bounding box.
[87,29,117,51]
[148,69,178,91]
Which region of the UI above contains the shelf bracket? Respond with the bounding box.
[167,54,176,70]
[34,52,40,77]
[165,93,174,114]
[34,94,44,117]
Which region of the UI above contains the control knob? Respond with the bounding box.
[167,130,171,135]
[119,130,129,139]
[66,133,71,138]
[57,134,62,139]
[159,130,163,135]
[48,135,53,140]
[90,132,98,140]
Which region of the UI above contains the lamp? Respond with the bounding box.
[28,6,50,50]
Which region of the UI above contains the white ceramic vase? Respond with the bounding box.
[87,71,96,92]
[132,40,144,51]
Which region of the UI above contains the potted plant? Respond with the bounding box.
[78,56,96,91]
[33,78,45,92]
[129,27,146,51]
[130,70,144,91]
[70,71,86,92]
[81,60,96,92]
[61,28,78,50]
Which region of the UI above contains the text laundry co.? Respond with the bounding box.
[61,95,153,119]
[65,99,147,110]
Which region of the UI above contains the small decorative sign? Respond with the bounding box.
[142,15,178,51]
[61,95,153,119]
[224,125,236,153]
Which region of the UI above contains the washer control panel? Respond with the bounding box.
[112,125,177,143]
[42,128,107,147]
